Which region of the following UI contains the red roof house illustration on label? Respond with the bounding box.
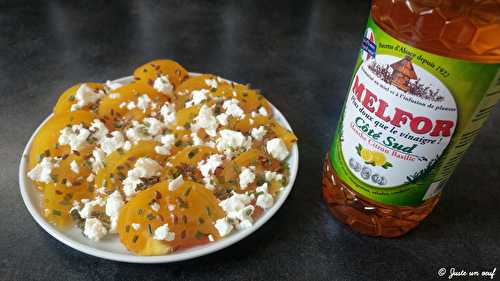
[389,55,417,92]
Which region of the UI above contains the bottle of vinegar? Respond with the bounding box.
[322,0,500,237]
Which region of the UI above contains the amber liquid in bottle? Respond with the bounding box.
[322,0,500,237]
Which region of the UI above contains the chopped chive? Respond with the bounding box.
[132,235,139,243]
[125,225,131,233]
[137,208,144,215]
[84,160,92,169]
[232,163,240,174]
[181,230,186,239]
[146,213,155,220]
[147,224,153,235]
[68,95,76,101]
[187,148,198,159]
[198,217,205,224]
[176,197,188,209]
[117,171,126,181]
[50,174,58,183]
[205,206,212,217]
[182,187,192,197]
[117,148,124,155]
[52,209,62,216]
[195,231,207,240]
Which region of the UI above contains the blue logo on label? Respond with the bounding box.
[361,28,376,61]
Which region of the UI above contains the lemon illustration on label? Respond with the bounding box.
[372,152,386,166]
[360,148,373,162]
[355,144,392,169]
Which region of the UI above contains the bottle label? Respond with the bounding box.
[330,16,500,206]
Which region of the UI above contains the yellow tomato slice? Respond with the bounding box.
[133,59,189,90]
[43,182,93,228]
[221,148,282,193]
[228,115,269,134]
[97,82,170,127]
[214,83,273,114]
[29,111,96,171]
[53,83,104,114]
[268,120,298,149]
[117,180,224,255]
[173,104,200,129]
[94,140,168,194]
[173,74,220,109]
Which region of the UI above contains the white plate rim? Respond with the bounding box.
[18,74,299,263]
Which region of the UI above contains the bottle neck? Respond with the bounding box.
[371,1,500,64]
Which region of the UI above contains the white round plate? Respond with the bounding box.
[19,75,299,263]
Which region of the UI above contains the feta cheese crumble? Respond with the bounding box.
[90,148,106,173]
[216,129,252,157]
[143,117,164,136]
[258,106,268,116]
[84,218,108,241]
[193,105,218,137]
[197,154,224,178]
[191,132,204,146]
[153,75,174,95]
[155,134,175,155]
[218,192,255,231]
[168,175,184,191]
[153,224,175,241]
[70,84,102,112]
[122,157,161,198]
[86,173,95,182]
[251,126,267,141]
[126,120,152,143]
[264,171,284,182]
[136,94,151,112]
[205,78,218,89]
[150,202,160,212]
[239,166,256,190]
[100,131,125,155]
[105,191,124,233]
[58,124,91,151]
[214,218,234,237]
[186,89,209,108]
[89,119,109,142]
[27,157,57,183]
[70,160,80,174]
[160,103,176,126]
[222,99,244,119]
[216,113,229,126]
[77,197,106,219]
[266,138,289,161]
[255,183,274,209]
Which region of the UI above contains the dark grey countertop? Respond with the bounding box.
[1,1,499,280]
